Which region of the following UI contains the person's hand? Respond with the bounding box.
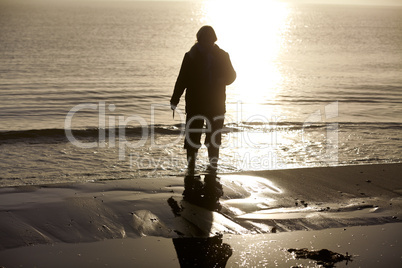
[171,104,177,119]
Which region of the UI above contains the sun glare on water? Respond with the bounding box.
[201,0,290,111]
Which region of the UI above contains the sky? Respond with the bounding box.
[286,0,402,5]
[110,0,402,6]
[93,0,402,4]
[4,0,402,5]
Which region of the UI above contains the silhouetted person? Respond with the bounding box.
[170,25,236,174]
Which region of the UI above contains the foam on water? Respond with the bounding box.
[0,122,401,187]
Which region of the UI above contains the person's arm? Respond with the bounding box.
[223,53,236,86]
[170,53,191,107]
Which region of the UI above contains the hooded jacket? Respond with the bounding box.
[170,43,236,116]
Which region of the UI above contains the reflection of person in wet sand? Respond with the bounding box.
[170,26,236,174]
[168,174,232,267]
[173,235,232,268]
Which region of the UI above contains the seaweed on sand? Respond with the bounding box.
[288,248,352,268]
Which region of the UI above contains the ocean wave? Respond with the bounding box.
[0,125,184,144]
[1,122,401,144]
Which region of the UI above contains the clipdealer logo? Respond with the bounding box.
[64,101,339,169]
[302,101,339,165]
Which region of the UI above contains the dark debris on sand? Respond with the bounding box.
[288,248,352,268]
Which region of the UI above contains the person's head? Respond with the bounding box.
[196,26,217,48]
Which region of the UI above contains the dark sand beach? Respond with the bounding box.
[0,163,401,267]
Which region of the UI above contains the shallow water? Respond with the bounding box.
[0,122,401,187]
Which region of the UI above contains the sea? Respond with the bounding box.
[1,0,401,187]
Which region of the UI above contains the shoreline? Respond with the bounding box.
[0,163,401,266]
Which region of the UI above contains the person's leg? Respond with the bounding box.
[205,115,224,171]
[207,147,219,171]
[186,148,197,175]
[184,114,204,173]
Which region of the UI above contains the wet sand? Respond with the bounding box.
[0,163,401,267]
[1,223,400,267]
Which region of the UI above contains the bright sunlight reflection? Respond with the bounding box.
[201,0,290,114]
